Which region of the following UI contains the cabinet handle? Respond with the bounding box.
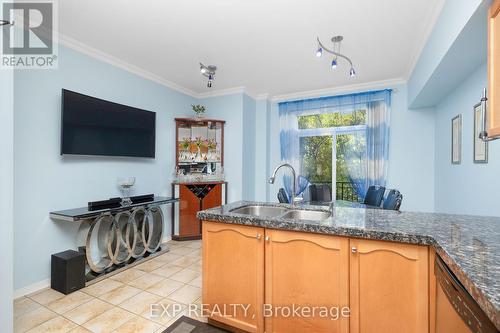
[256,234,261,240]
[351,247,357,253]
[265,236,270,242]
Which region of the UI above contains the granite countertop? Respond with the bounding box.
[197,200,500,329]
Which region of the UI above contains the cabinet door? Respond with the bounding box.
[201,183,222,210]
[350,239,429,333]
[179,185,201,237]
[488,0,500,137]
[265,229,349,333]
[202,222,264,332]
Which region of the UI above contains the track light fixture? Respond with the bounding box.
[199,62,217,88]
[315,35,356,77]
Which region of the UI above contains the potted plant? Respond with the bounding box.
[191,104,206,118]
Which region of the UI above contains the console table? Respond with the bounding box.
[50,196,178,282]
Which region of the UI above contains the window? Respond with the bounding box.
[298,110,367,202]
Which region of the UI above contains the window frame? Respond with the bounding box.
[297,112,367,201]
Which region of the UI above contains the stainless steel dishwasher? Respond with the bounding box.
[435,256,498,333]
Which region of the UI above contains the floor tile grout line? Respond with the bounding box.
[16,241,202,333]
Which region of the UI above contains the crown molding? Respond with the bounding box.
[196,86,246,99]
[57,33,406,103]
[270,77,407,103]
[58,33,199,98]
[256,93,270,100]
[405,0,446,80]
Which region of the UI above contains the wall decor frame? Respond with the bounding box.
[451,115,462,164]
[473,103,488,163]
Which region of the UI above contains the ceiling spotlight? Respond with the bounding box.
[331,58,337,69]
[315,35,356,77]
[315,47,323,58]
[199,62,217,88]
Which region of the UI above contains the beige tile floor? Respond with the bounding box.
[14,240,204,333]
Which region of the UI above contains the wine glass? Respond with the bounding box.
[117,177,135,206]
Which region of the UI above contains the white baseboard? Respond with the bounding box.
[14,235,174,300]
[14,279,50,300]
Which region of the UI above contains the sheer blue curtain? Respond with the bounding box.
[278,107,310,201]
[279,90,391,200]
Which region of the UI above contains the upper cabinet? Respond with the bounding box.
[488,0,500,137]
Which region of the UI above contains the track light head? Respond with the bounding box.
[199,62,217,88]
[349,67,356,77]
[315,47,323,58]
[331,59,337,69]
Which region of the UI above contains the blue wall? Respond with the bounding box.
[0,53,14,331]
[434,63,500,216]
[408,0,484,107]
[199,93,245,202]
[242,94,256,200]
[14,45,196,290]
[386,85,436,212]
[254,100,271,201]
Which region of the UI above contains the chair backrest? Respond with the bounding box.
[383,189,403,211]
[277,188,289,203]
[309,184,332,202]
[364,185,386,207]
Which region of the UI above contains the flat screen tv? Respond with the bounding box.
[61,89,156,158]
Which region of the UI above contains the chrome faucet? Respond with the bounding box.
[268,163,299,205]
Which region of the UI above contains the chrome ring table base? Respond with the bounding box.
[80,206,166,281]
[50,196,178,284]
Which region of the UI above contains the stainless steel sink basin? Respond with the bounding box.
[280,209,331,221]
[230,205,289,217]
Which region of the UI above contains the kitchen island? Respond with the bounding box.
[198,201,499,333]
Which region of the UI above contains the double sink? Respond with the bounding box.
[229,205,331,221]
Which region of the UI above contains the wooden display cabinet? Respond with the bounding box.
[171,118,227,240]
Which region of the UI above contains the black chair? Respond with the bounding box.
[277,188,289,203]
[308,184,332,202]
[383,189,403,211]
[364,185,386,207]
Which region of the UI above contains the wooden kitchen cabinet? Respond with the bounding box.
[202,222,432,333]
[264,229,349,333]
[488,0,500,137]
[202,222,264,332]
[349,239,429,333]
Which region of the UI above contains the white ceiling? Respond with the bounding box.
[58,0,444,99]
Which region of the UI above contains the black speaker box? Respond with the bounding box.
[51,250,85,295]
